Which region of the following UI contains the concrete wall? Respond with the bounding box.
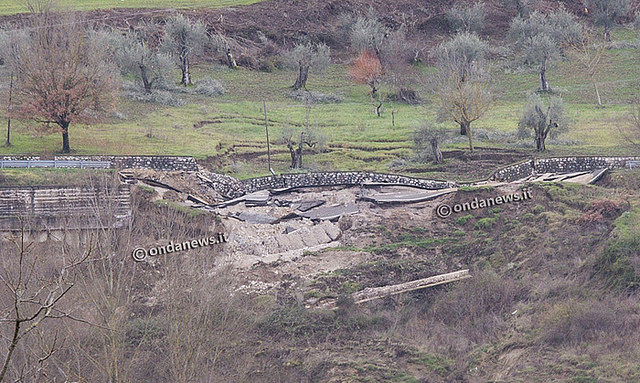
[491,156,640,182]
[0,185,131,231]
[242,171,456,193]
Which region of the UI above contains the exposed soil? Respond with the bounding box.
[1,0,629,64]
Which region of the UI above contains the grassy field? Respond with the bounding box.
[0,27,639,180]
[0,0,264,15]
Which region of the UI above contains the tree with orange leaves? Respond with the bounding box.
[4,4,119,153]
[350,50,383,99]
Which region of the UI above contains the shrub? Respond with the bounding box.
[474,217,497,230]
[288,90,344,104]
[593,209,640,291]
[430,270,527,343]
[193,78,225,97]
[446,2,487,34]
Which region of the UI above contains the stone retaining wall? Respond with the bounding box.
[491,156,640,182]
[54,156,199,171]
[242,172,456,193]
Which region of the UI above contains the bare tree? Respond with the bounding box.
[284,41,330,91]
[3,10,119,153]
[432,32,491,137]
[446,2,487,34]
[413,122,449,164]
[115,24,172,94]
[568,29,608,106]
[0,225,90,383]
[622,103,640,147]
[508,8,582,92]
[161,14,208,86]
[517,94,568,151]
[585,0,630,41]
[281,108,326,169]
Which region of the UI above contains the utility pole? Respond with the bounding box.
[263,101,275,175]
[6,73,13,146]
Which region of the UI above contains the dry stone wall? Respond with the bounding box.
[490,156,640,182]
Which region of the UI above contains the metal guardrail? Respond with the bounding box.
[0,160,111,169]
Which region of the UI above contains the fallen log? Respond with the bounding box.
[313,269,471,309]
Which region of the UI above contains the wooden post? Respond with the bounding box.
[392,110,395,127]
[6,73,13,147]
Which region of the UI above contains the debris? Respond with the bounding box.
[314,270,471,309]
[231,211,279,224]
[291,199,325,212]
[358,188,457,205]
[297,204,359,221]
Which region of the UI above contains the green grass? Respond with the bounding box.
[1,27,639,179]
[0,0,264,15]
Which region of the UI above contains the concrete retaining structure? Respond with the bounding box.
[0,185,131,231]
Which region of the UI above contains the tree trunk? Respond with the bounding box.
[539,60,549,92]
[459,121,468,136]
[293,64,309,90]
[181,53,191,86]
[535,131,547,151]
[465,121,474,152]
[431,138,443,164]
[6,72,12,146]
[370,82,378,99]
[375,101,383,117]
[594,81,602,107]
[288,144,303,169]
[140,64,152,94]
[61,122,71,153]
[0,320,20,382]
[604,25,611,42]
[226,48,237,69]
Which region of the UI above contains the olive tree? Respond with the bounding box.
[350,13,387,58]
[517,94,568,151]
[446,2,486,34]
[413,122,449,164]
[161,14,208,86]
[509,8,582,92]
[585,0,630,41]
[284,41,330,90]
[115,24,172,94]
[432,32,491,139]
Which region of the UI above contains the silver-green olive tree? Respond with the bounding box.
[585,0,630,41]
[115,23,173,94]
[517,94,569,151]
[161,14,208,86]
[284,42,330,91]
[508,8,582,92]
